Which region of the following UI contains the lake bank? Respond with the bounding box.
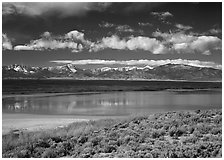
[2,114,88,135]
[2,88,221,99]
[2,109,222,158]
[3,79,221,95]
[2,113,126,135]
[3,77,222,83]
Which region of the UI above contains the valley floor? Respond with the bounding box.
[2,109,222,158]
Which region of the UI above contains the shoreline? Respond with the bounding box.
[2,92,103,99]
[2,113,126,135]
[2,88,222,99]
[2,113,88,135]
[3,78,222,83]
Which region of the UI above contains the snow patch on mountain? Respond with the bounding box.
[97,66,154,72]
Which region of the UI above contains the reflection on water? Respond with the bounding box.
[2,91,222,116]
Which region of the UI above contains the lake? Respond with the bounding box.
[3,90,222,117]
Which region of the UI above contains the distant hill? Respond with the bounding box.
[2,63,222,81]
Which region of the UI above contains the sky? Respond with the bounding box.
[2,2,222,69]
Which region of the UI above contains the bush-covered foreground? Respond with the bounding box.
[3,109,222,158]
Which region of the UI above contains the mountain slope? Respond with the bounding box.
[2,64,222,81]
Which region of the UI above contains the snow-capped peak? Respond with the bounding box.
[66,64,77,73]
[142,65,154,70]
[12,65,28,73]
[100,67,112,72]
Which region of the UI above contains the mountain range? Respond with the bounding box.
[2,64,222,81]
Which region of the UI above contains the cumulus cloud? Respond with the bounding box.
[100,35,126,50]
[175,24,193,31]
[14,30,89,52]
[151,11,173,20]
[138,22,153,26]
[153,31,221,55]
[151,11,173,18]
[172,36,221,55]
[208,28,222,35]
[98,22,137,33]
[8,27,222,55]
[126,36,166,54]
[90,35,167,54]
[2,33,13,50]
[65,30,89,44]
[99,22,116,28]
[89,30,221,55]
[190,36,221,53]
[151,11,173,24]
[153,31,196,44]
[116,25,134,32]
[99,22,135,33]
[3,2,112,17]
[50,59,222,69]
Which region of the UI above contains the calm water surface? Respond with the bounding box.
[2,90,221,116]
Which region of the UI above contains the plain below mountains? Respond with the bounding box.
[2,63,222,81]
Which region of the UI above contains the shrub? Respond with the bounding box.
[91,137,101,146]
[188,126,195,134]
[62,141,72,151]
[211,128,222,135]
[213,116,222,124]
[176,128,184,137]
[183,135,197,144]
[193,130,203,138]
[104,145,117,153]
[108,140,117,146]
[51,136,63,143]
[78,136,88,144]
[81,147,95,157]
[195,124,212,134]
[169,127,176,137]
[151,130,161,139]
[41,148,57,158]
[145,153,153,158]
[2,109,222,158]
[195,110,201,114]
[124,135,135,144]
[17,149,31,158]
[35,139,50,148]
